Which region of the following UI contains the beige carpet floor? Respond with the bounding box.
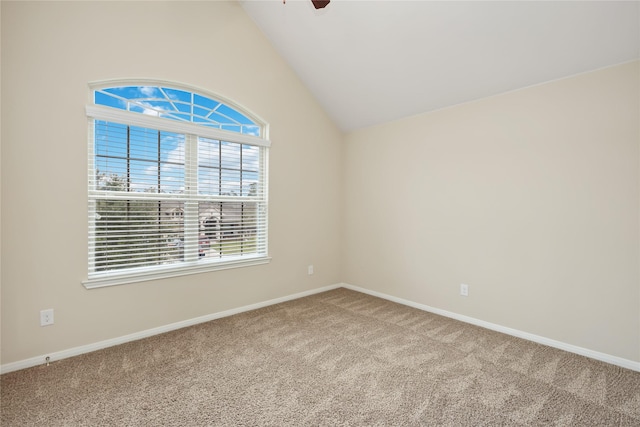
[2,288,639,426]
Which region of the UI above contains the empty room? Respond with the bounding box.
[1,0,639,425]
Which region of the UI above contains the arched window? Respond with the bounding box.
[84,80,270,288]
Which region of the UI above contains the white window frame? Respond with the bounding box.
[83,80,270,289]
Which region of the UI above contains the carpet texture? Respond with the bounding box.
[2,288,639,426]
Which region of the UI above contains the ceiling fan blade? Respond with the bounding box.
[311,0,330,9]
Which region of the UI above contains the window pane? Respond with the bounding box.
[159,133,185,194]
[95,122,184,193]
[95,86,256,131]
[242,172,259,196]
[197,139,263,196]
[193,106,210,119]
[198,139,251,196]
[198,201,261,259]
[198,167,220,196]
[198,138,220,168]
[95,92,126,110]
[161,87,191,103]
[95,121,127,157]
[242,145,260,172]
[95,200,185,271]
[242,125,260,136]
[217,104,254,125]
[194,93,219,110]
[220,169,241,196]
[198,137,220,195]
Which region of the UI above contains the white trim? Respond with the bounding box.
[342,283,640,372]
[86,105,271,147]
[83,256,272,289]
[0,284,342,374]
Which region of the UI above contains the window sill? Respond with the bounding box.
[82,256,271,289]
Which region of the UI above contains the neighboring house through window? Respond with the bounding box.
[84,80,270,288]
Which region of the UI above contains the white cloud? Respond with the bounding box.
[139,86,156,97]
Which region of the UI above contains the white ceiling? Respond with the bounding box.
[240,0,639,132]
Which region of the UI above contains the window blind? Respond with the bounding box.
[86,83,269,287]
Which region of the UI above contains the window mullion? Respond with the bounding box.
[184,134,199,262]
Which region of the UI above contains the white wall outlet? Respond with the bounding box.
[40,309,54,326]
[460,284,469,297]
[308,265,314,275]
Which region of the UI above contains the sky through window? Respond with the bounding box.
[95,86,260,136]
[94,86,263,196]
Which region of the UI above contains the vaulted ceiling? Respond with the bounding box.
[240,0,639,132]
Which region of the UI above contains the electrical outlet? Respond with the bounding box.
[40,309,54,326]
[460,284,469,297]
[308,265,314,275]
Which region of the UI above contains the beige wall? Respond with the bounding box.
[344,61,640,363]
[1,1,343,364]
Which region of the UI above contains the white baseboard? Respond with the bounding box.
[0,283,342,375]
[3,283,638,374]
[342,283,640,372]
